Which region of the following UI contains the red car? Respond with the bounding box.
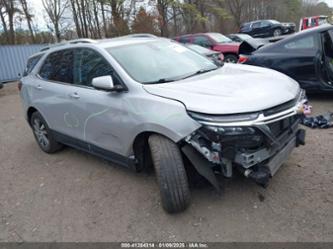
[174,32,240,63]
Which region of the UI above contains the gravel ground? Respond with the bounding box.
[0,82,332,242]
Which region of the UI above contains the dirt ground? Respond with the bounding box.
[0,82,332,242]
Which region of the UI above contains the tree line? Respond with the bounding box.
[0,0,332,45]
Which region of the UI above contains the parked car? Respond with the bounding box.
[0,82,3,89]
[300,15,328,31]
[20,36,306,213]
[240,20,294,38]
[174,33,240,63]
[184,43,224,66]
[239,24,333,92]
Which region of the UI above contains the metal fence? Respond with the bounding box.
[0,44,46,83]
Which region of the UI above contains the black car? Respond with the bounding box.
[239,24,333,92]
[240,20,294,38]
[0,82,3,89]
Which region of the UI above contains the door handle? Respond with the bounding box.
[36,85,42,90]
[69,92,80,99]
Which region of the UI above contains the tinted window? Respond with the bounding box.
[261,20,271,27]
[284,35,316,50]
[24,54,43,76]
[252,22,261,29]
[179,36,190,43]
[193,36,211,47]
[73,48,121,87]
[39,50,74,84]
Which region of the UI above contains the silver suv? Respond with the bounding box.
[20,36,306,213]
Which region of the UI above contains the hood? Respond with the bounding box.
[143,63,300,115]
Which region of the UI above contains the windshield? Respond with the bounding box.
[186,44,211,54]
[237,34,252,40]
[270,20,280,24]
[208,33,232,43]
[107,40,217,84]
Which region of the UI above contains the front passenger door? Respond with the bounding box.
[67,48,127,155]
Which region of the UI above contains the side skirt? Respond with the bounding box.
[52,130,137,171]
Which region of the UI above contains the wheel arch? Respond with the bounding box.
[132,130,188,172]
[27,106,39,125]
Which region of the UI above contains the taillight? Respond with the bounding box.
[238,55,249,64]
[18,81,22,91]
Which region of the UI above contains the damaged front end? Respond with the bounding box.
[182,91,307,190]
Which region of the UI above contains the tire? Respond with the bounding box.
[273,28,282,37]
[148,134,190,213]
[224,54,238,63]
[30,111,63,153]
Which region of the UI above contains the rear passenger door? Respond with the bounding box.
[35,49,78,139]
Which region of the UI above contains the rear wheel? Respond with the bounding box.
[273,28,282,37]
[224,54,238,63]
[30,112,63,153]
[148,134,190,213]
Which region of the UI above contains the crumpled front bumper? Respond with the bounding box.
[182,91,307,189]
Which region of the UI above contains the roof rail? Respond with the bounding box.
[40,38,96,52]
[125,33,158,38]
[68,38,97,44]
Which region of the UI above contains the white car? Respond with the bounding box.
[19,35,306,213]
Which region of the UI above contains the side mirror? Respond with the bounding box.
[92,75,124,91]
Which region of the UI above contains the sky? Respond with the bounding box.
[27,0,333,31]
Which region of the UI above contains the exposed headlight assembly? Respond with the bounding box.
[207,126,256,136]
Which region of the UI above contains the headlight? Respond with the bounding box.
[207,126,256,136]
[188,111,259,124]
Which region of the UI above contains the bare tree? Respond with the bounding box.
[0,2,8,43]
[0,0,17,44]
[19,0,35,42]
[42,0,69,42]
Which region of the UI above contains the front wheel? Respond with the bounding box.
[224,54,238,63]
[148,135,190,213]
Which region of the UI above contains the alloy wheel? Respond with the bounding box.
[32,118,49,149]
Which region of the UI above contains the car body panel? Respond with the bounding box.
[143,63,300,115]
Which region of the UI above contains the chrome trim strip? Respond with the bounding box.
[199,93,306,127]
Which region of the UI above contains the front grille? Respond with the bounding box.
[267,115,299,138]
[263,98,297,116]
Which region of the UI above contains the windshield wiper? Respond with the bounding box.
[143,67,218,84]
[182,67,218,80]
[143,78,176,84]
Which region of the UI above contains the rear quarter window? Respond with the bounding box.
[284,35,317,50]
[24,54,43,76]
[39,49,74,84]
